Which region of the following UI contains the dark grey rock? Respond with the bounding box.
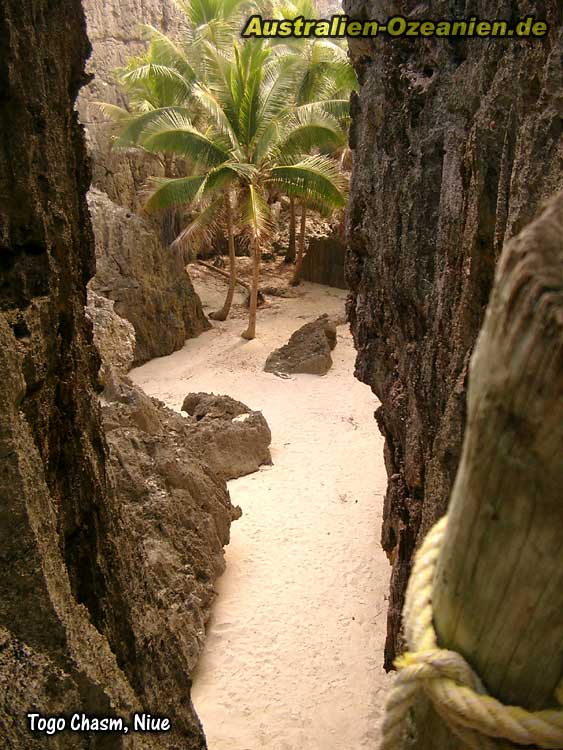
[265,315,338,375]
[181,392,273,480]
[344,0,563,667]
[0,5,234,747]
[301,231,347,290]
[88,188,210,365]
[101,377,242,700]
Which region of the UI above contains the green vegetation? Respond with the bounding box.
[99,0,357,339]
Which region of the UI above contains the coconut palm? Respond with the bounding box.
[99,0,353,331]
[266,7,357,267]
[137,39,346,337]
[97,0,271,248]
[96,0,262,142]
[176,0,259,48]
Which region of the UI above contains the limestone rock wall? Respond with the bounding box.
[0,2,146,746]
[86,289,137,382]
[88,189,209,365]
[78,0,183,208]
[344,0,563,667]
[101,375,241,747]
[78,1,209,364]
[0,2,236,747]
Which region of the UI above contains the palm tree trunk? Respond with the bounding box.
[284,197,296,263]
[209,192,236,321]
[242,235,261,340]
[290,203,307,286]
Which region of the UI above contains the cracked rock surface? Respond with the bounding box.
[181,392,273,480]
[0,3,237,746]
[264,314,338,376]
[344,0,563,666]
[88,188,209,365]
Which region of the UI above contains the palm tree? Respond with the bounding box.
[267,9,358,271]
[176,0,259,47]
[99,0,353,332]
[95,0,262,149]
[137,39,346,337]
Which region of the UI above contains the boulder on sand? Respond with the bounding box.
[181,393,272,480]
[264,314,337,376]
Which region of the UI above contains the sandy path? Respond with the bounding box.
[130,271,391,749]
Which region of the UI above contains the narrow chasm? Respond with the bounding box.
[131,270,391,748]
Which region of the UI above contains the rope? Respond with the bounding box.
[380,515,563,750]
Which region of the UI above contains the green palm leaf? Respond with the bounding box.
[139,25,199,83]
[292,98,351,123]
[109,106,194,147]
[192,162,248,201]
[268,155,347,212]
[140,110,230,165]
[120,63,193,105]
[171,195,225,254]
[275,110,344,159]
[144,174,207,212]
[93,102,130,122]
[193,83,239,148]
[240,184,275,241]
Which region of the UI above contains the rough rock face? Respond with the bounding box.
[265,315,338,375]
[0,1,149,745]
[86,289,136,383]
[88,188,209,365]
[78,2,209,364]
[301,231,347,289]
[101,375,242,723]
[78,0,183,208]
[0,2,234,747]
[181,393,273,480]
[344,0,563,667]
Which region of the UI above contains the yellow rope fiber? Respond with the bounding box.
[380,516,563,750]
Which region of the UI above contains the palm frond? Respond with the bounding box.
[144,174,207,212]
[193,82,239,148]
[139,25,198,83]
[240,183,275,241]
[171,195,225,255]
[251,118,284,167]
[275,109,344,159]
[274,0,319,20]
[119,63,193,106]
[292,98,351,123]
[192,162,244,202]
[92,101,131,122]
[140,110,230,165]
[267,154,347,213]
[252,56,299,142]
[198,43,240,132]
[110,106,194,147]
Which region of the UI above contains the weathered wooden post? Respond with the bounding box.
[383,192,563,749]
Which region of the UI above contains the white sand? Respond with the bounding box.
[130,270,391,750]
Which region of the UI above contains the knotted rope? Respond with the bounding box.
[380,515,563,750]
